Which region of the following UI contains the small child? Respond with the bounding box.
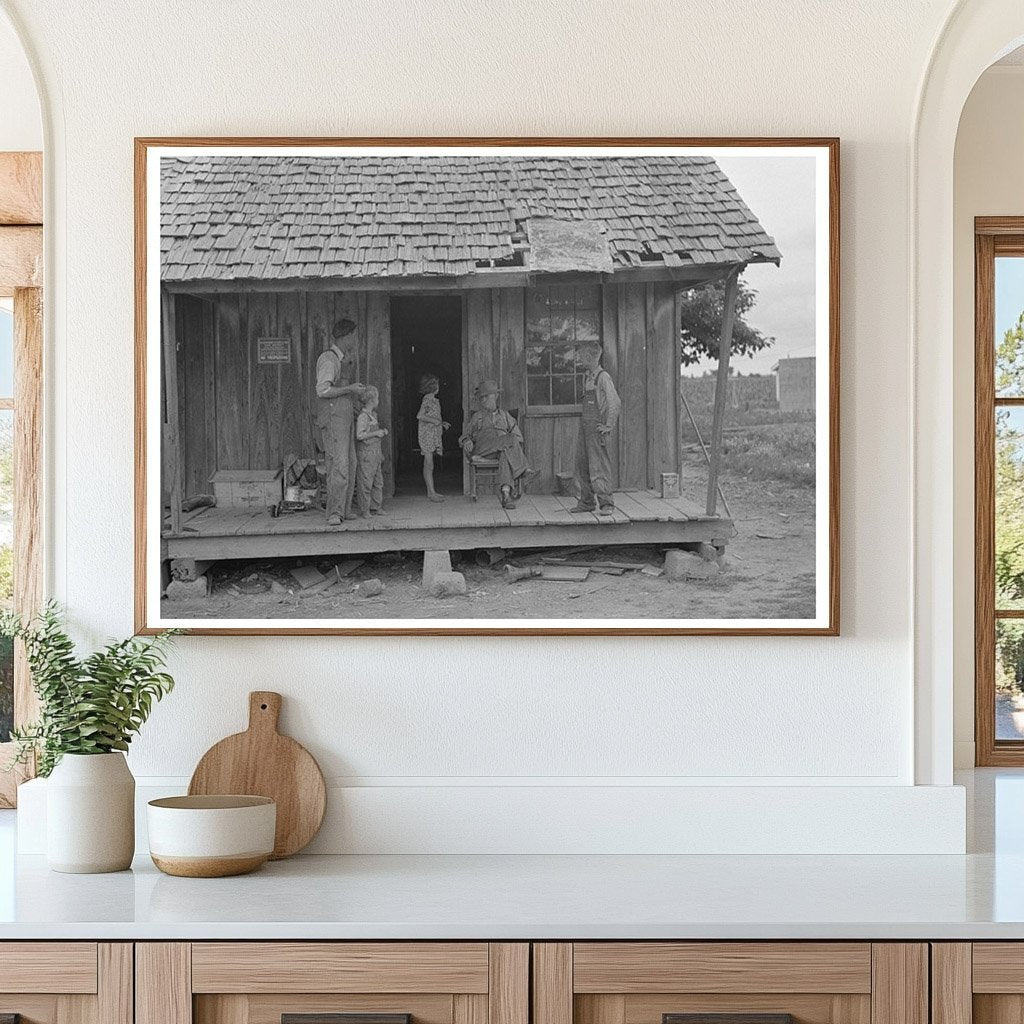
[355,386,388,517]
[416,373,450,503]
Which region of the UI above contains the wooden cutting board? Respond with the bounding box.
[188,691,326,859]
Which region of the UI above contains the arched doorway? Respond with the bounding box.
[0,6,44,808]
[913,1,1024,785]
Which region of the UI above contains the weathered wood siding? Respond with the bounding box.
[463,288,526,411]
[173,290,393,498]
[171,280,678,504]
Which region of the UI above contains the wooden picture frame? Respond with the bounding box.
[135,137,839,636]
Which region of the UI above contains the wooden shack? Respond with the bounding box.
[158,154,780,562]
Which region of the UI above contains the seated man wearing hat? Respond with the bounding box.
[459,379,532,510]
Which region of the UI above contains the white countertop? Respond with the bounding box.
[0,849,1022,940]
[1,769,1021,941]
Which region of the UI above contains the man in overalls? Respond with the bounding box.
[572,339,621,516]
[315,318,366,526]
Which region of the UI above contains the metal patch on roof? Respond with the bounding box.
[525,217,614,274]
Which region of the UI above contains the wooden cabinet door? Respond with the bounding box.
[936,943,1024,1024]
[533,944,928,1024]
[0,943,131,1024]
[137,943,528,1024]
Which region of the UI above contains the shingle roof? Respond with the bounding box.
[160,155,781,282]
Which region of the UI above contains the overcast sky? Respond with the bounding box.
[682,153,818,378]
[997,257,1024,340]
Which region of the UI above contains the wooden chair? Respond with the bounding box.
[466,409,522,501]
[467,453,501,501]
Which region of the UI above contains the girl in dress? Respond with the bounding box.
[416,373,449,502]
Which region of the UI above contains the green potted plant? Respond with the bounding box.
[2,603,178,873]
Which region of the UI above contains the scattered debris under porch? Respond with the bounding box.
[164,541,732,619]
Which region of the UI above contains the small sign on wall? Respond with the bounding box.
[257,337,291,364]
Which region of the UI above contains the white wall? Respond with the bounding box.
[0,0,973,852]
[0,10,39,151]
[952,66,1024,767]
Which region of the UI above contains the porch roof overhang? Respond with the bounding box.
[161,257,764,295]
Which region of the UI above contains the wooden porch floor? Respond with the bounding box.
[164,489,735,560]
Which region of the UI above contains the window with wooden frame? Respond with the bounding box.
[975,218,1024,764]
[0,151,44,806]
[525,283,601,412]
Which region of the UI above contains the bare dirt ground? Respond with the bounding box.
[165,457,816,622]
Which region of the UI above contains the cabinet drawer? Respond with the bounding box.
[191,943,491,994]
[139,943,528,1024]
[0,943,130,1024]
[936,942,1024,1024]
[534,943,926,1024]
[572,943,872,994]
[0,942,99,994]
[973,944,1024,992]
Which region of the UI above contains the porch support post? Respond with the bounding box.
[706,267,740,516]
[161,286,183,536]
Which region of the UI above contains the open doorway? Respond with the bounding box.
[390,294,464,497]
[957,53,1024,765]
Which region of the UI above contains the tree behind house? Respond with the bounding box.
[678,275,775,366]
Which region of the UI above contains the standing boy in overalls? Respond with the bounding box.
[571,340,621,516]
[315,318,366,526]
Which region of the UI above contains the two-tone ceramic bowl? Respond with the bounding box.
[147,795,276,877]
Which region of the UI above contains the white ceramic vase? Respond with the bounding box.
[46,752,135,873]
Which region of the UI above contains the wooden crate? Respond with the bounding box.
[210,469,283,509]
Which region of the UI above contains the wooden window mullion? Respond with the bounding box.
[976,230,997,763]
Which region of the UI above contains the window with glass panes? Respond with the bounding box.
[525,284,601,409]
[976,224,1024,765]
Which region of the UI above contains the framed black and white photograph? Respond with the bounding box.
[135,138,838,636]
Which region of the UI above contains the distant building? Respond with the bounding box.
[773,356,816,412]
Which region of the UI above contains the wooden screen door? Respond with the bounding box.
[0,152,43,806]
